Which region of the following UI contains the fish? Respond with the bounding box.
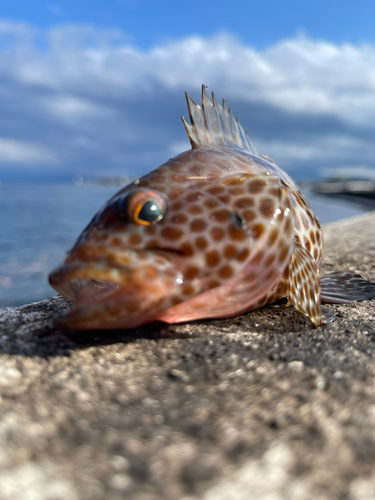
[49,85,375,330]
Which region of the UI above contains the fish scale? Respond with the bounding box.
[158,173,294,323]
[49,85,375,330]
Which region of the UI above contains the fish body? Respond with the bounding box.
[49,86,375,330]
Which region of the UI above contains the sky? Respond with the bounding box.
[1,0,375,181]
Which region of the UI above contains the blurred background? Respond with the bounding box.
[1,0,375,307]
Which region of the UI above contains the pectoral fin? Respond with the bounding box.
[287,242,335,327]
[320,271,375,304]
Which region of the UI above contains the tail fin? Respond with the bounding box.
[320,271,375,304]
[182,85,257,153]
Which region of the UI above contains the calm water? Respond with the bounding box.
[0,183,373,308]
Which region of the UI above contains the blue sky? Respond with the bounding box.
[1,0,375,181]
[6,0,375,49]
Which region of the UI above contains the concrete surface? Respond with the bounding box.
[1,212,375,500]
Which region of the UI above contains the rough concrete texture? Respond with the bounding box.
[1,211,375,500]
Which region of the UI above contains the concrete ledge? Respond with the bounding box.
[1,212,375,500]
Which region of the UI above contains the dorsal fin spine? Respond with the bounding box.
[228,108,243,149]
[220,98,235,146]
[181,115,198,147]
[185,92,211,145]
[201,85,211,139]
[236,117,248,150]
[202,86,225,146]
[182,85,255,153]
[211,92,229,144]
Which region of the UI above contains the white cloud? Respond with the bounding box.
[0,138,58,164]
[0,20,375,178]
[47,95,115,120]
[257,135,375,164]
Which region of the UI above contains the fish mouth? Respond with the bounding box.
[49,249,183,331]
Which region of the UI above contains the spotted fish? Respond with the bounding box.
[49,85,375,330]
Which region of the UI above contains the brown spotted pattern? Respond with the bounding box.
[286,243,322,326]
[158,173,294,322]
[284,243,336,326]
[289,188,322,265]
[50,85,326,329]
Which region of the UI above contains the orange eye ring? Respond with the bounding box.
[133,199,164,225]
[117,189,167,226]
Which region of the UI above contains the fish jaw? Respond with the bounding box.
[53,290,170,331]
[49,247,183,330]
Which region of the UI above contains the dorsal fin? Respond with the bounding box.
[181,85,257,154]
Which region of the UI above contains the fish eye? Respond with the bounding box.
[116,189,167,226]
[134,199,164,225]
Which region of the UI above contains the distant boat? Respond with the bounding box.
[73,175,130,187]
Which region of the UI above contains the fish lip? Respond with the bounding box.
[49,270,161,331]
[49,265,125,305]
[49,247,184,330]
[49,258,158,302]
[49,261,131,288]
[51,274,168,331]
[49,244,186,296]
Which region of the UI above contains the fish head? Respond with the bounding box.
[49,182,251,330]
